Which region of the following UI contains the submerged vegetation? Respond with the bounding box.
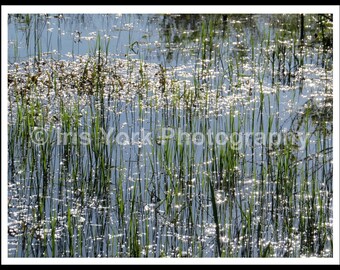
[8,14,333,257]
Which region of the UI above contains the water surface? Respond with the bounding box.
[8,14,333,257]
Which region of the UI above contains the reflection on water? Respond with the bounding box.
[8,14,333,257]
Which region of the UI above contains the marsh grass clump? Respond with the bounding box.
[8,13,333,258]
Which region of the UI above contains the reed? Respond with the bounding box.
[7,13,333,258]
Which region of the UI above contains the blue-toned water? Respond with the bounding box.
[8,14,333,258]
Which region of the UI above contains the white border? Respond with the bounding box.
[1,5,339,265]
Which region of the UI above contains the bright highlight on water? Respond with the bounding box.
[8,14,333,258]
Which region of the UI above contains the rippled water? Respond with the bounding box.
[8,14,333,257]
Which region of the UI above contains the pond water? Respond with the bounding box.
[8,14,333,257]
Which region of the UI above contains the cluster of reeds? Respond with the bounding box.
[8,13,333,257]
